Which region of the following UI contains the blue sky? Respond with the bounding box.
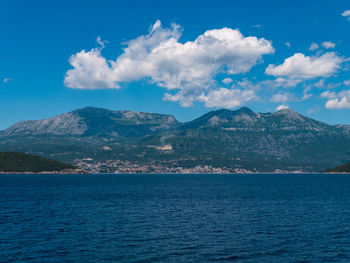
[1,0,350,129]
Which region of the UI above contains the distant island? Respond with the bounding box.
[1,106,350,174]
[0,152,85,174]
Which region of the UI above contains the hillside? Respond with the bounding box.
[1,107,180,138]
[1,107,350,173]
[326,162,350,173]
[0,152,76,173]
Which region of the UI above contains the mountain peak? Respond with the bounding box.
[236,107,254,114]
[210,107,255,117]
[2,106,181,137]
[273,108,305,121]
[180,107,258,129]
[72,106,112,114]
[275,108,297,114]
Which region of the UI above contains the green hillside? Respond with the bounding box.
[2,107,350,173]
[326,162,350,173]
[0,152,75,172]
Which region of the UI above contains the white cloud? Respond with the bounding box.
[163,89,203,107]
[270,88,311,102]
[321,41,336,49]
[314,79,325,88]
[343,10,350,16]
[222,78,233,84]
[307,107,320,114]
[344,80,350,86]
[197,88,256,108]
[276,105,289,111]
[285,42,291,48]
[325,90,350,109]
[265,52,343,84]
[65,20,274,107]
[303,86,311,93]
[164,80,258,107]
[151,19,162,32]
[342,10,350,20]
[3,78,12,83]
[309,43,319,51]
[270,93,292,103]
[314,79,341,89]
[64,48,120,89]
[252,24,263,28]
[309,41,336,51]
[96,36,108,49]
[269,77,302,88]
[321,90,337,99]
[302,87,312,100]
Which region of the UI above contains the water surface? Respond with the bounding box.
[1,174,350,262]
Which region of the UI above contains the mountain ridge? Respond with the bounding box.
[1,106,350,173]
[2,106,347,135]
[1,106,181,137]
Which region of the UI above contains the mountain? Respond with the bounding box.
[135,107,350,172]
[179,107,258,130]
[326,161,350,173]
[0,152,77,173]
[1,107,181,137]
[180,107,332,132]
[1,107,350,173]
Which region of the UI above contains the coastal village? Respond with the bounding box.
[75,158,259,174]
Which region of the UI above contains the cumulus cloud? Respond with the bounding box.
[325,90,350,109]
[285,42,291,48]
[344,80,350,86]
[197,88,256,108]
[265,52,343,84]
[321,41,336,49]
[65,48,120,89]
[309,43,319,51]
[65,20,274,107]
[276,105,289,111]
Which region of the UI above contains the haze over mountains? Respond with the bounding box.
[1,107,350,173]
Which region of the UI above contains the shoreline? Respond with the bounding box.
[1,171,350,175]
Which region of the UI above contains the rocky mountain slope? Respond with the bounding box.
[1,107,350,173]
[1,107,180,137]
[180,107,333,132]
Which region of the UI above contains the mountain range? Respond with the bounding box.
[1,106,350,173]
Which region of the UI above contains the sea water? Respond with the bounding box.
[1,173,350,262]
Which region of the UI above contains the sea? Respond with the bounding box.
[1,173,350,262]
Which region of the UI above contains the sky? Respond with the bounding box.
[1,0,350,129]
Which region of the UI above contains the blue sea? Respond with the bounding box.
[1,174,350,262]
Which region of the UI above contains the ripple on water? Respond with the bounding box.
[1,173,350,262]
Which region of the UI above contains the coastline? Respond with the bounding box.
[0,168,88,175]
[1,171,349,175]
